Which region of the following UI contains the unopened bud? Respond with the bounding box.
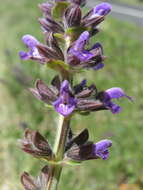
[39,18,64,33]
[37,43,64,60]
[21,166,49,190]
[38,2,53,18]
[20,129,53,159]
[45,32,64,59]
[64,5,82,28]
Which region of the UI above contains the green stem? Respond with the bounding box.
[46,32,73,189]
[46,115,71,190]
[54,115,71,158]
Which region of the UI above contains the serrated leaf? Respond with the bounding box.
[52,2,70,21]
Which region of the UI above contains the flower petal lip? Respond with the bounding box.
[53,80,77,116]
[53,100,76,117]
[106,101,122,114]
[105,87,132,100]
[70,49,94,62]
[19,34,45,62]
[69,31,95,62]
[19,51,31,60]
[98,87,132,114]
[60,80,70,93]
[94,139,112,160]
[74,31,90,51]
[93,2,112,16]
[22,34,39,48]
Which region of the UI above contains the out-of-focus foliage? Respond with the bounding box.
[0,0,143,189]
[104,0,143,6]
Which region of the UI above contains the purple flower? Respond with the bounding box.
[66,138,112,161]
[53,80,77,117]
[93,139,112,160]
[19,34,44,62]
[100,87,132,114]
[93,2,112,17]
[69,31,94,62]
[69,33,105,71]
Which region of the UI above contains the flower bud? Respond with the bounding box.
[30,79,58,103]
[45,32,64,59]
[21,166,49,190]
[39,18,64,33]
[82,3,111,27]
[38,2,53,18]
[36,43,64,60]
[64,5,82,28]
[20,129,53,159]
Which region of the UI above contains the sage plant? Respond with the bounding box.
[19,1,131,189]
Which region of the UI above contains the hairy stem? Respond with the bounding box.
[46,115,71,190]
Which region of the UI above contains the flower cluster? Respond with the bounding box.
[20,128,112,163]
[30,76,131,116]
[19,2,112,72]
[18,0,132,189]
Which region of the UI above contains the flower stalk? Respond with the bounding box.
[54,115,71,158]
[46,115,71,190]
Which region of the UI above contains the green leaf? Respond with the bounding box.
[47,59,69,72]
[44,104,54,109]
[66,160,82,166]
[54,33,64,43]
[52,2,70,21]
[54,33,65,49]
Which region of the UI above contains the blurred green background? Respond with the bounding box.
[0,0,143,189]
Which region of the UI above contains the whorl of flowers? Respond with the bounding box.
[19,1,131,190]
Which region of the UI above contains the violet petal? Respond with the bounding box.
[93,139,112,160]
[93,2,112,17]
[22,34,39,48]
[53,80,77,116]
